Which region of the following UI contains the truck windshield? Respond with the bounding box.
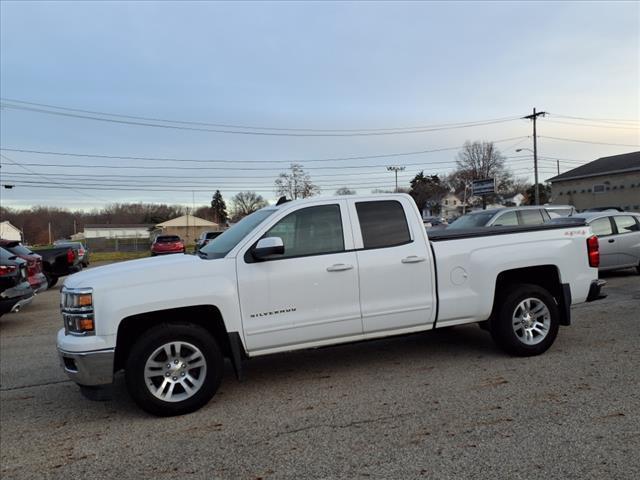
[448,212,496,229]
[199,208,277,259]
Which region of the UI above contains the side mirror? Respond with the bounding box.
[252,237,284,260]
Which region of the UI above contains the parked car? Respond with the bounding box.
[572,212,640,273]
[54,241,90,267]
[194,231,223,253]
[33,245,82,288]
[423,217,448,230]
[151,235,185,256]
[0,247,34,317]
[57,193,603,416]
[544,204,577,218]
[447,206,552,229]
[0,240,47,293]
[583,206,625,213]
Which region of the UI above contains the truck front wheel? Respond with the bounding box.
[490,284,559,356]
[125,323,223,416]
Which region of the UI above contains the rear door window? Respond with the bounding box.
[613,216,640,234]
[519,209,545,225]
[493,211,518,226]
[356,201,411,249]
[589,217,614,236]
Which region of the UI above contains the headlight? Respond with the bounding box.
[61,287,95,336]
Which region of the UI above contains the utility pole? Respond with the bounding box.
[522,108,546,205]
[48,222,52,245]
[387,166,406,192]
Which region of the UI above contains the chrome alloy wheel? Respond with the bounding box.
[144,341,207,402]
[512,297,551,346]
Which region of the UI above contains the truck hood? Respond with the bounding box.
[63,254,217,291]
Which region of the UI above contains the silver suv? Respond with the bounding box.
[447,206,552,229]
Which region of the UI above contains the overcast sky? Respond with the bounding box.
[1,0,638,210]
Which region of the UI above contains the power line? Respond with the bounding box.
[549,113,639,125]
[0,157,539,181]
[539,135,640,147]
[0,136,529,165]
[0,153,108,202]
[0,101,522,137]
[542,119,640,130]
[0,97,523,133]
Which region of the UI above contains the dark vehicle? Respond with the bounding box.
[194,231,223,253]
[0,247,34,316]
[33,245,82,288]
[151,235,185,256]
[423,217,447,230]
[447,206,552,229]
[54,241,90,267]
[0,240,47,293]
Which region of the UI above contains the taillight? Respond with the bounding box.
[78,248,85,256]
[0,265,18,276]
[67,249,76,264]
[587,235,599,268]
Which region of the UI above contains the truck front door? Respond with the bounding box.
[236,201,362,352]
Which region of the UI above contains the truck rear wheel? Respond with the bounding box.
[125,323,223,416]
[490,284,559,356]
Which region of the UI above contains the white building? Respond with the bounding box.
[0,221,22,241]
[155,215,220,243]
[83,224,155,239]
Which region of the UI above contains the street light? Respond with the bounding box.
[387,166,406,192]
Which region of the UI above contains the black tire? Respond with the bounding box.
[490,283,559,357]
[125,323,223,416]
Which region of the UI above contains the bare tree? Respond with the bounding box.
[274,163,320,200]
[231,191,268,220]
[448,141,515,202]
[335,187,356,195]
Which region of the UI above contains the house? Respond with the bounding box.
[502,193,525,207]
[0,221,22,241]
[547,151,640,212]
[440,190,472,220]
[83,224,156,239]
[155,215,220,243]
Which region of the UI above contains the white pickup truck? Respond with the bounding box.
[58,194,605,416]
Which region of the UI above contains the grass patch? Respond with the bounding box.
[90,251,150,263]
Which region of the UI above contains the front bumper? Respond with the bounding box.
[586,279,607,302]
[57,347,115,386]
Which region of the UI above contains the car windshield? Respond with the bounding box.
[199,208,277,259]
[157,236,180,243]
[447,212,496,229]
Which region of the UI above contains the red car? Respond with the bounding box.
[151,235,185,256]
[0,240,48,293]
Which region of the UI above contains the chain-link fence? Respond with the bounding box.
[85,237,152,252]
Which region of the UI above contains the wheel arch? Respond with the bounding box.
[114,305,246,379]
[491,265,571,326]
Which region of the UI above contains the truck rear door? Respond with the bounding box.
[348,198,436,334]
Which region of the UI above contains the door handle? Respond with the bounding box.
[401,256,426,264]
[326,263,354,272]
[608,239,615,243]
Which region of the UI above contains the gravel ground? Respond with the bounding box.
[1,270,639,479]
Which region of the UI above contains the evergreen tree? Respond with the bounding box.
[210,190,228,225]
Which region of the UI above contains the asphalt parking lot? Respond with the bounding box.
[1,271,639,479]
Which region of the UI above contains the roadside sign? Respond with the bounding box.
[472,178,495,196]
